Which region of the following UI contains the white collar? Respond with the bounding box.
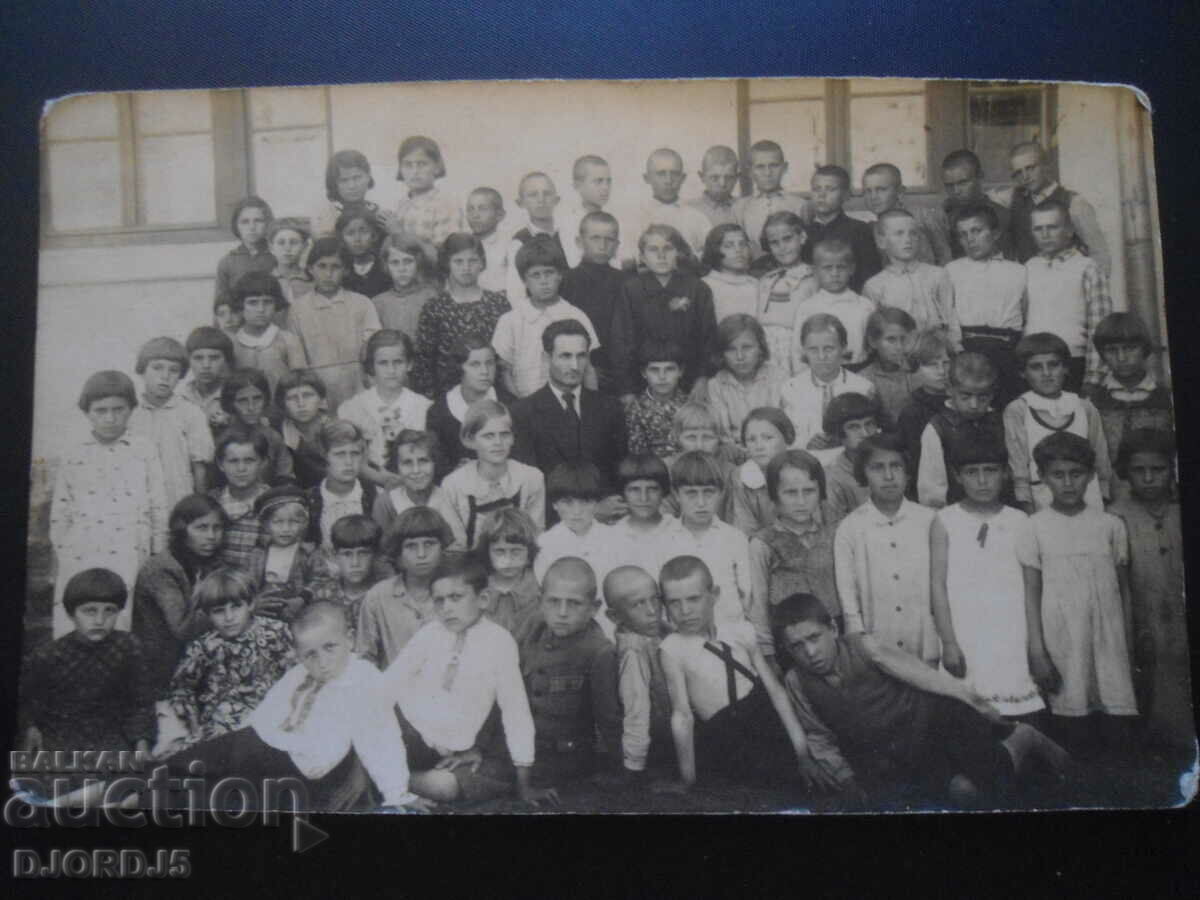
[236,324,279,349]
[447,384,496,422]
[1023,390,1079,418]
[548,381,582,408]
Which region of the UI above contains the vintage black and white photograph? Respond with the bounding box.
[18,77,1194,816]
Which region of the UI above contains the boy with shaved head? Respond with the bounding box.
[687,145,741,229]
[517,557,622,783]
[602,565,673,778]
[657,555,837,794]
[628,147,711,263]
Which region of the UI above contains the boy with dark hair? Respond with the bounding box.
[493,235,601,398]
[820,392,881,517]
[181,326,236,433]
[916,352,1008,509]
[1023,199,1113,392]
[559,210,631,396]
[307,514,386,624]
[20,569,155,756]
[777,592,1069,808]
[305,419,379,549]
[387,554,550,806]
[534,463,616,636]
[1084,312,1173,470]
[935,149,1013,260]
[801,165,881,291]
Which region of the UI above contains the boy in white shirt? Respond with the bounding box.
[657,452,771,661]
[492,238,600,398]
[386,555,554,807]
[534,462,616,637]
[96,602,430,813]
[781,314,875,456]
[465,187,510,294]
[504,172,566,302]
[789,239,878,369]
[558,155,616,269]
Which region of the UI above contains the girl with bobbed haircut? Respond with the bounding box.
[437,232,488,276]
[764,448,827,503]
[325,149,376,202]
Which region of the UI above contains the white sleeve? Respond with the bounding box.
[917,424,948,508]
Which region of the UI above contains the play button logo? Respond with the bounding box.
[292,814,329,854]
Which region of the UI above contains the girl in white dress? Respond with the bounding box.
[930,435,1044,719]
[1026,431,1137,755]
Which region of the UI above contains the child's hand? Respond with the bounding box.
[1028,649,1061,694]
[23,726,42,753]
[619,393,638,414]
[516,784,560,808]
[375,208,399,233]
[435,748,482,774]
[942,642,967,679]
[687,377,709,404]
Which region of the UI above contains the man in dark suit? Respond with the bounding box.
[511,319,628,521]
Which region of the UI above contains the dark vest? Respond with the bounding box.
[1009,184,1079,263]
[927,408,1007,505]
[792,636,931,768]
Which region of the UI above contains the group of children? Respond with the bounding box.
[22,133,1190,813]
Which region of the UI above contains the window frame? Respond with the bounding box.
[739,79,1059,198]
[39,88,331,250]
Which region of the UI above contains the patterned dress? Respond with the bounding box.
[412,290,511,396]
[50,433,169,636]
[167,616,295,746]
[625,388,687,458]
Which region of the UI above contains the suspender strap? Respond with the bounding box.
[702,640,760,706]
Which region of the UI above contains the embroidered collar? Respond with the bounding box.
[352,258,375,276]
[706,269,756,286]
[1022,390,1078,418]
[219,484,268,520]
[447,384,496,422]
[754,188,784,199]
[1103,371,1156,395]
[1031,181,1061,204]
[139,393,180,411]
[236,324,279,349]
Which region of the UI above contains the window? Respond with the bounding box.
[741,79,1056,195]
[745,78,931,192]
[41,88,331,246]
[745,79,827,192]
[966,82,1053,187]
[247,87,332,219]
[847,79,928,188]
